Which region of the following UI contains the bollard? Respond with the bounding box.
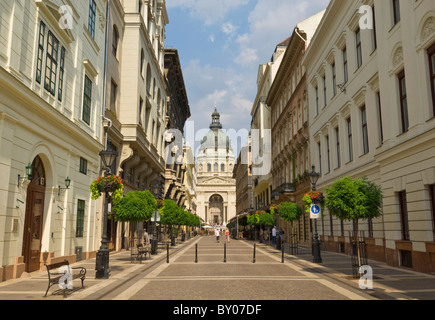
[253,243,256,263]
[224,243,226,263]
[166,244,169,263]
[195,243,198,263]
[282,242,285,263]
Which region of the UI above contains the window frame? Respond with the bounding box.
[361,105,369,155]
[356,27,362,69]
[428,43,435,118]
[398,70,409,133]
[88,0,97,39]
[36,21,46,84]
[76,199,85,238]
[58,46,66,102]
[44,31,59,96]
[343,46,348,83]
[398,191,410,241]
[79,157,88,175]
[392,0,401,26]
[347,117,353,162]
[82,75,93,125]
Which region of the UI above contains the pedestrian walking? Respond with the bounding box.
[225,228,230,243]
[272,226,277,245]
[215,227,220,243]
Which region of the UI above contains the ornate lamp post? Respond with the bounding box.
[150,179,163,255]
[95,141,118,279]
[307,165,322,264]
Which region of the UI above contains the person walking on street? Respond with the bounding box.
[272,226,277,245]
[215,227,220,243]
[225,228,230,243]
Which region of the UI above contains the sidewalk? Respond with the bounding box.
[1,236,434,300]
[253,240,435,300]
[0,239,190,300]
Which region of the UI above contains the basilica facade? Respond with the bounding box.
[196,107,236,226]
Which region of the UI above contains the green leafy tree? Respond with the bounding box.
[278,202,304,238]
[113,190,156,222]
[278,202,304,223]
[325,176,383,270]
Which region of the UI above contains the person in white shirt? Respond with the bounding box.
[215,228,220,243]
[272,226,277,245]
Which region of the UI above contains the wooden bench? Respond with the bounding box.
[44,260,86,297]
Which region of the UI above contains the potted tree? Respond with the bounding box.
[325,176,383,277]
[277,202,304,252]
[112,190,157,260]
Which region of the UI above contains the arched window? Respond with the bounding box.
[207,163,212,172]
[221,163,225,172]
[214,163,218,172]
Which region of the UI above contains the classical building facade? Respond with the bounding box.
[304,0,435,273]
[163,48,191,206]
[0,0,106,279]
[103,0,169,250]
[196,108,236,225]
[250,38,288,212]
[233,137,252,219]
[268,11,324,244]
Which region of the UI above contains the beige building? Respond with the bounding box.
[233,137,252,218]
[268,10,325,244]
[0,0,107,279]
[304,0,435,273]
[103,0,169,250]
[250,38,288,212]
[183,144,197,214]
[196,107,236,225]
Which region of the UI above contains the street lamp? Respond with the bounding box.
[307,165,322,264]
[95,141,118,279]
[150,178,163,255]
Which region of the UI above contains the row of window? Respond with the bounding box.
[317,39,435,176]
[36,0,98,124]
[318,184,435,242]
[206,163,227,173]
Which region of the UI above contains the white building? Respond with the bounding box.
[196,107,236,225]
[304,0,435,273]
[250,37,288,210]
[0,0,107,279]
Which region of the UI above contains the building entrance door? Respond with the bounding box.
[22,156,46,272]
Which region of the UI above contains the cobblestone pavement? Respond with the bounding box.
[0,235,434,303]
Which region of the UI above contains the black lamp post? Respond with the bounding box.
[150,179,163,255]
[95,141,118,279]
[307,165,322,264]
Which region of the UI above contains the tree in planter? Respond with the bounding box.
[324,176,383,273]
[247,213,260,241]
[112,190,157,248]
[277,202,304,245]
[159,199,180,245]
[259,211,275,244]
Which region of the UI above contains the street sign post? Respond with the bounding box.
[310,204,321,219]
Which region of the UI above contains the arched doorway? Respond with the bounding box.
[22,156,46,272]
[209,194,223,224]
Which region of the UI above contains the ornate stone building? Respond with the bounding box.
[103,0,169,250]
[196,107,236,225]
[268,11,325,244]
[0,0,107,278]
[304,0,435,273]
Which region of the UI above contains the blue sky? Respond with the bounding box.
[165,0,330,156]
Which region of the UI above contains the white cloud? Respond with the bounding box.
[167,0,251,26]
[221,22,239,36]
[231,0,329,68]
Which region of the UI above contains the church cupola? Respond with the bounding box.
[210,104,223,130]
